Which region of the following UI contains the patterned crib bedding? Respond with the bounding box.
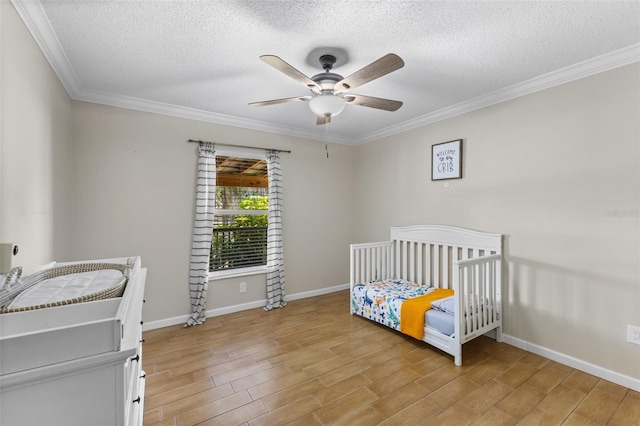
[351,279,446,333]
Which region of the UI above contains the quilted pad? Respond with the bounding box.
[7,269,125,309]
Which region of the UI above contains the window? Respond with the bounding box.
[210,156,268,275]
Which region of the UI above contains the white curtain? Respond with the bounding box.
[186,142,215,326]
[264,149,286,310]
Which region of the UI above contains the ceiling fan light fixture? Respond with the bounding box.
[309,94,345,117]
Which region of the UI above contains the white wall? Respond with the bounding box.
[71,102,355,322]
[0,1,74,272]
[353,64,640,381]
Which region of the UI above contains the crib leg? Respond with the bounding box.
[454,353,462,366]
[496,326,503,343]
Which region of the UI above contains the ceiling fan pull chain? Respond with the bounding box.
[324,123,330,159]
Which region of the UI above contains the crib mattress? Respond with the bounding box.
[6,269,125,310]
[351,279,456,337]
[425,309,454,336]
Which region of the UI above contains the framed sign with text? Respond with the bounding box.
[432,139,462,180]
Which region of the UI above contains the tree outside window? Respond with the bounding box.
[210,157,268,272]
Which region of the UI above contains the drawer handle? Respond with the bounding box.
[140,320,144,326]
[140,373,146,379]
[133,396,141,404]
[131,354,140,363]
[139,338,145,344]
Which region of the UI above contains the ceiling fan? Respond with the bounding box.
[249,53,405,125]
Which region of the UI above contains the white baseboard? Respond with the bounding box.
[285,283,350,301]
[503,334,640,392]
[142,283,350,332]
[142,289,638,392]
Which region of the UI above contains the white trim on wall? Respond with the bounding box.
[10,0,640,145]
[142,282,639,392]
[355,44,640,144]
[503,334,640,392]
[142,283,350,331]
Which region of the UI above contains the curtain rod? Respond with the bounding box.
[187,139,291,154]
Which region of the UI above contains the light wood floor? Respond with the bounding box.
[142,290,639,426]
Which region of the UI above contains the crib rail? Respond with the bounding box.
[350,241,393,289]
[454,254,502,344]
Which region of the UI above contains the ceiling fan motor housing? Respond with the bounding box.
[311,72,343,92]
[309,65,346,117]
[319,54,337,72]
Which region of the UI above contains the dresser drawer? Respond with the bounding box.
[130,370,146,426]
[0,259,147,426]
[123,323,144,424]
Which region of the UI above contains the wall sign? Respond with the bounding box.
[432,139,463,180]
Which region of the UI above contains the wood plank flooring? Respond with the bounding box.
[142,290,639,425]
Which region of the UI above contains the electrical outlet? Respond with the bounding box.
[628,325,640,345]
[239,281,246,293]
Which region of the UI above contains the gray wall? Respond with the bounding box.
[1,1,74,272]
[352,64,640,379]
[70,102,356,322]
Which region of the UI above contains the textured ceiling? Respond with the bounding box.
[13,0,640,144]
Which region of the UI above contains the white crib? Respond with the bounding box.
[350,225,503,366]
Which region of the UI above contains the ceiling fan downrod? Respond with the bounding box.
[319,54,337,72]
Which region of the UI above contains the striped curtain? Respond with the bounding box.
[264,149,286,311]
[185,142,215,326]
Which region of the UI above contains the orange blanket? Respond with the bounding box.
[400,288,454,340]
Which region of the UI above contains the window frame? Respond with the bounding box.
[208,148,270,281]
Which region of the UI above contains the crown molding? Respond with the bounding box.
[11,0,81,96]
[355,43,640,145]
[9,0,354,145]
[12,0,640,147]
[75,89,355,145]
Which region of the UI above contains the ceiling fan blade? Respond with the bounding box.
[316,114,331,125]
[248,95,312,107]
[333,53,404,94]
[260,55,321,92]
[344,94,403,111]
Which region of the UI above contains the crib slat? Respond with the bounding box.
[468,264,473,332]
[425,244,432,286]
[489,259,495,322]
[367,248,372,282]
[433,245,440,288]
[406,240,411,281]
[467,264,473,332]
[472,264,478,331]
[402,240,408,280]
[362,249,367,284]
[395,240,401,280]
[354,250,360,284]
[472,263,478,328]
[442,245,449,288]
[479,263,485,326]
[409,241,415,283]
[417,243,423,285]
[382,245,387,279]
[350,248,355,285]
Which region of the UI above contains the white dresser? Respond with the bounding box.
[0,257,147,426]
